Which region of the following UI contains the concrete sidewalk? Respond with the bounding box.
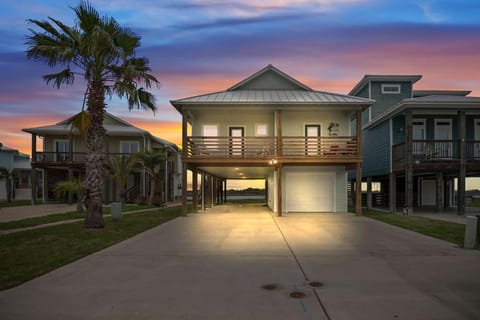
[0,204,76,222]
[0,204,479,319]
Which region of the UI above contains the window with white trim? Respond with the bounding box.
[120,141,139,154]
[381,84,401,94]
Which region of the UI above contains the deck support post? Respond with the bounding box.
[355,109,362,215]
[31,134,37,205]
[224,180,227,203]
[366,176,372,210]
[276,165,283,217]
[201,172,205,211]
[42,169,48,204]
[435,172,444,212]
[192,168,198,212]
[405,110,414,215]
[181,115,188,216]
[68,169,73,204]
[389,173,396,213]
[458,110,466,215]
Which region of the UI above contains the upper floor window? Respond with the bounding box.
[202,125,218,137]
[120,141,139,154]
[381,84,401,94]
[55,139,70,161]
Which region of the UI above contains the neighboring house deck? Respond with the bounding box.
[171,65,372,215]
[350,76,480,214]
[23,113,181,204]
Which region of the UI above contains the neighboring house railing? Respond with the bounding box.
[391,140,480,162]
[185,136,358,159]
[33,152,136,165]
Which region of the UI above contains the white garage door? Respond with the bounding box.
[285,171,335,212]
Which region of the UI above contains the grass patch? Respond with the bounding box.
[0,204,155,230]
[0,205,184,290]
[0,200,34,209]
[363,210,466,246]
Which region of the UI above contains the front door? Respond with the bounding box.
[229,127,244,156]
[435,119,452,158]
[305,125,320,155]
[412,120,426,156]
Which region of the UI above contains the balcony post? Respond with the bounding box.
[355,109,362,215]
[405,110,414,214]
[31,134,37,205]
[201,172,205,211]
[458,110,466,215]
[275,110,282,158]
[181,115,188,216]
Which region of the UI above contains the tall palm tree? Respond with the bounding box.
[135,150,167,206]
[108,154,136,203]
[26,1,159,228]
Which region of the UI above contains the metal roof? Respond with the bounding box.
[171,89,373,105]
[413,90,471,97]
[349,74,422,96]
[365,94,480,129]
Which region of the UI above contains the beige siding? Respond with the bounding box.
[192,111,274,136]
[281,110,351,136]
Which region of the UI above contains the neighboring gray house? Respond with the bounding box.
[23,113,182,204]
[349,75,480,214]
[0,143,32,201]
[172,64,372,216]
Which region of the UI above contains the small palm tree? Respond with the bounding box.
[0,167,16,202]
[108,154,136,203]
[26,1,159,228]
[54,179,85,213]
[135,150,167,206]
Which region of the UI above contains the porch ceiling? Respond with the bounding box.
[196,166,273,179]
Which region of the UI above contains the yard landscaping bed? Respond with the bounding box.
[0,205,183,290]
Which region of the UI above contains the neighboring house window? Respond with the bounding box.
[381,84,401,94]
[120,141,139,154]
[255,124,268,136]
[55,140,70,161]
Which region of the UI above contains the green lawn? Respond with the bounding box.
[0,204,155,230]
[0,205,184,290]
[363,210,467,246]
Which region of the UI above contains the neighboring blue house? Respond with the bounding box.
[0,143,32,201]
[349,75,480,214]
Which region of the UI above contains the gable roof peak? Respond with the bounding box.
[227,64,312,91]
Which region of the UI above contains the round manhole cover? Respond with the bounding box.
[289,291,306,299]
[261,283,277,291]
[309,281,323,288]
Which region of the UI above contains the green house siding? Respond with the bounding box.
[392,115,405,145]
[357,85,369,99]
[370,81,412,120]
[362,120,390,177]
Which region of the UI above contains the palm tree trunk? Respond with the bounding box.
[84,81,106,228]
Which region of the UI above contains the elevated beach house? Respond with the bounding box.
[171,65,373,215]
[349,75,480,214]
[23,113,181,204]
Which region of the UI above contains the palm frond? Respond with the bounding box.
[43,68,75,88]
[66,111,91,136]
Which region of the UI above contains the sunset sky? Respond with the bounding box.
[1,0,480,188]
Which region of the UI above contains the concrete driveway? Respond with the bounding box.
[1,204,479,319]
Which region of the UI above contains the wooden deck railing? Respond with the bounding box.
[185,136,358,160]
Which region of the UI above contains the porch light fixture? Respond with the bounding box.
[268,159,278,165]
